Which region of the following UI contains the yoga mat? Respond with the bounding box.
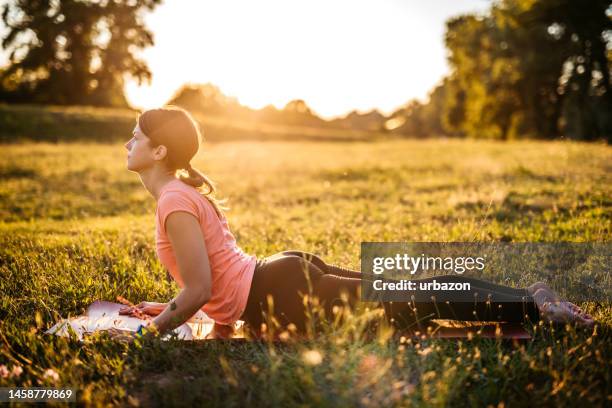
[407,319,531,340]
[46,301,530,341]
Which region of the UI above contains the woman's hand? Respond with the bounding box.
[119,301,167,317]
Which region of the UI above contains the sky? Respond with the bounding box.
[0,0,491,119]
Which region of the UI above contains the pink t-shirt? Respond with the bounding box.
[155,178,256,325]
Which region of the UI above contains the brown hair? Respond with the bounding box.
[137,105,228,219]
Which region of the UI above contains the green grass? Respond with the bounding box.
[0,138,611,406]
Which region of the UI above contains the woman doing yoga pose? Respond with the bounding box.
[115,106,594,341]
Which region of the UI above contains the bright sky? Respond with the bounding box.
[1,0,491,119]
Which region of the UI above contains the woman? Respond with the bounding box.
[115,106,594,341]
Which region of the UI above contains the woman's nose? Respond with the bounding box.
[124,138,133,150]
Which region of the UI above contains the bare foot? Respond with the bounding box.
[532,288,594,328]
[527,282,594,320]
[527,282,560,301]
[527,282,593,320]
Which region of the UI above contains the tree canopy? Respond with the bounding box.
[0,0,161,107]
[390,0,612,142]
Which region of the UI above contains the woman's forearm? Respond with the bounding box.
[149,287,209,335]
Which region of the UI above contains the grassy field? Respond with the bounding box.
[0,103,385,143]
[0,138,611,406]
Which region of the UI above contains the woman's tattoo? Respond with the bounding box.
[170,301,177,311]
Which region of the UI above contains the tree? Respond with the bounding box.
[444,13,525,140]
[494,0,612,140]
[0,0,161,107]
[167,83,246,117]
[442,0,612,141]
[388,79,454,138]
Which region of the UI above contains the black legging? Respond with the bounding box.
[239,250,541,335]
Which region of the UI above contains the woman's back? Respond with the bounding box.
[155,178,256,324]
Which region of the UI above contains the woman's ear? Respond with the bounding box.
[153,144,168,162]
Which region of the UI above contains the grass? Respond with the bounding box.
[0,137,611,406]
[0,103,386,143]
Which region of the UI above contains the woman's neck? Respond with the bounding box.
[138,166,177,201]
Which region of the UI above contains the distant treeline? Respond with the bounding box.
[166,83,387,132]
[0,0,610,142]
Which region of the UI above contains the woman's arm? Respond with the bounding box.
[148,211,212,336]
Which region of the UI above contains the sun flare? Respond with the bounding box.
[122,0,489,119]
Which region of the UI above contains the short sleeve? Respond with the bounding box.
[157,190,201,235]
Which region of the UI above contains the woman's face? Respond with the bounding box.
[124,124,156,172]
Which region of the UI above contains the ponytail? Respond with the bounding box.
[178,163,229,219]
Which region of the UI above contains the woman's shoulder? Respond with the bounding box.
[159,179,203,201]
[157,181,202,215]
[157,180,218,221]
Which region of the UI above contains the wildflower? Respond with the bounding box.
[43,368,59,382]
[392,380,415,395]
[0,365,9,378]
[278,331,290,342]
[421,370,436,382]
[10,365,23,378]
[418,347,433,356]
[358,354,381,373]
[302,349,323,366]
[390,380,416,402]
